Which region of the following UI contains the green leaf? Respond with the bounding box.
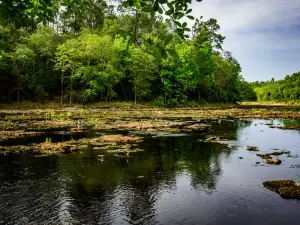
[128,0,134,7]
[159,0,168,3]
[184,27,191,32]
[154,1,159,11]
[166,9,173,15]
[187,15,194,20]
[182,22,187,28]
[167,2,173,8]
[186,9,192,14]
[174,21,181,27]
[25,8,33,13]
[142,6,154,12]
[164,34,173,46]
[122,1,129,8]
[167,49,179,60]
[161,49,168,59]
[184,34,190,38]
[158,7,163,14]
[154,47,162,59]
[177,12,184,19]
[134,0,141,9]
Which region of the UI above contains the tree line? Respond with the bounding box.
[252,72,300,102]
[0,0,255,105]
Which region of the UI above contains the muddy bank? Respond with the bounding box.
[0,130,42,142]
[277,126,300,130]
[0,105,299,156]
[0,134,143,156]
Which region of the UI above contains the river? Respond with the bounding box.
[1,119,300,225]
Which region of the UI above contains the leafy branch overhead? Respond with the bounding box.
[121,0,200,59]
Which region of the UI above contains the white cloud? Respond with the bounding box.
[188,0,300,81]
[190,0,300,32]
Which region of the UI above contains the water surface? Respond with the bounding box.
[1,119,300,225]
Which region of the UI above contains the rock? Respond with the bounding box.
[263,180,300,200]
[278,126,300,130]
[205,136,220,142]
[269,150,290,156]
[182,123,210,132]
[257,154,272,160]
[238,157,243,159]
[278,186,300,199]
[257,151,289,164]
[18,123,28,128]
[290,165,300,168]
[101,134,140,144]
[247,146,258,151]
[262,180,296,191]
[266,158,282,165]
[116,151,130,157]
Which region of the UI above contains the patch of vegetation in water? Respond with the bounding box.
[263,180,300,200]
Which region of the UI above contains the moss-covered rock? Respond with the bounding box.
[247,146,258,151]
[263,180,300,199]
[257,154,272,160]
[262,180,296,192]
[266,158,282,165]
[278,186,300,199]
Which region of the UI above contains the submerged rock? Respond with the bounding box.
[290,165,300,168]
[263,180,300,199]
[247,146,258,151]
[257,154,272,160]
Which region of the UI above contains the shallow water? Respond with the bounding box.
[1,119,300,225]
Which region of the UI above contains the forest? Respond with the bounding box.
[252,72,300,102]
[0,0,261,105]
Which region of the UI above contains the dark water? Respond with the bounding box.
[1,119,300,225]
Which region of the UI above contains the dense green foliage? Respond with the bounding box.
[252,72,300,102]
[0,0,254,105]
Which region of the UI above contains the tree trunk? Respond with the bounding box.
[164,92,167,104]
[134,83,137,104]
[106,90,109,103]
[17,73,20,104]
[61,72,64,105]
[70,69,73,105]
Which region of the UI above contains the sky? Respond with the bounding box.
[188,0,300,81]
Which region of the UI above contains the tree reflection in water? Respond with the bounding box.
[0,120,250,224]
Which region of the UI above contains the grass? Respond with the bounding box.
[0,100,239,110]
[45,137,52,143]
[241,101,300,106]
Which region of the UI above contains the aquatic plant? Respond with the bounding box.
[67,112,72,119]
[45,137,52,143]
[79,109,88,117]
